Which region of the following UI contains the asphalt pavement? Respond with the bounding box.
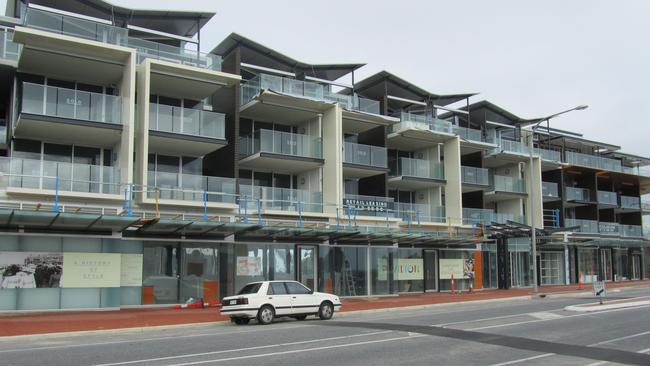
[1,286,650,366]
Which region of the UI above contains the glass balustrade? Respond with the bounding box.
[621,225,643,237]
[497,139,530,155]
[452,125,483,142]
[343,142,387,168]
[24,7,128,46]
[238,185,323,213]
[390,157,444,179]
[597,191,618,206]
[149,103,225,139]
[620,196,641,209]
[147,171,236,203]
[461,166,489,185]
[490,175,526,194]
[240,73,379,114]
[239,129,322,159]
[128,37,221,71]
[565,187,592,201]
[393,112,454,134]
[21,82,121,124]
[565,218,599,233]
[0,27,20,61]
[462,208,494,225]
[598,222,620,235]
[542,182,559,197]
[0,157,120,194]
[534,148,561,162]
[395,202,445,223]
[565,151,622,172]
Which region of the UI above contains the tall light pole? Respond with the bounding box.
[527,105,588,294]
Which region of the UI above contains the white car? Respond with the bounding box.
[220,281,342,325]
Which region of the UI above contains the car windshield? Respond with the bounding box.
[237,283,262,295]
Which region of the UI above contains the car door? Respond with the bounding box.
[285,281,319,315]
[267,282,293,315]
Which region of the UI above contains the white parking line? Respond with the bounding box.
[165,334,427,366]
[91,330,394,366]
[590,330,650,346]
[489,353,555,366]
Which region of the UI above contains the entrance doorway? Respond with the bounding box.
[632,255,642,280]
[424,250,437,292]
[297,245,317,290]
[600,249,613,281]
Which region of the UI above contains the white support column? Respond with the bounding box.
[321,105,342,214]
[443,136,462,226]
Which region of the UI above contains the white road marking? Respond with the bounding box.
[528,311,563,320]
[590,330,650,346]
[583,347,650,365]
[489,353,555,365]
[91,330,394,366]
[165,334,427,366]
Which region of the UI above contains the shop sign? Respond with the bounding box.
[0,252,63,289]
[120,254,143,287]
[377,258,423,281]
[343,198,389,213]
[61,252,121,288]
[439,259,464,279]
[236,257,262,276]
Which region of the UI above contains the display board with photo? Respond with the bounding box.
[0,252,63,288]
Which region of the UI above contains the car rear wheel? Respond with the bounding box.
[257,305,275,325]
[318,302,333,320]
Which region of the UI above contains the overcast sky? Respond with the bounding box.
[24,0,650,156]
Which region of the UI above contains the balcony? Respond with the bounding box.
[622,166,650,177]
[620,196,641,210]
[239,129,323,174]
[240,73,379,114]
[486,175,526,201]
[598,222,620,236]
[0,27,20,63]
[388,112,484,151]
[621,225,643,238]
[239,185,323,213]
[0,157,120,196]
[565,218,599,234]
[128,37,221,71]
[343,194,394,218]
[534,148,562,162]
[461,166,489,188]
[148,103,226,156]
[565,187,593,206]
[388,157,444,190]
[146,171,236,204]
[343,142,388,178]
[597,190,618,207]
[565,151,622,172]
[542,181,560,201]
[395,202,445,224]
[462,208,523,226]
[16,82,122,146]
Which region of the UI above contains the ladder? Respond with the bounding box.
[343,259,356,296]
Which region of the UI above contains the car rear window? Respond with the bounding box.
[268,282,288,295]
[285,282,311,295]
[237,283,262,295]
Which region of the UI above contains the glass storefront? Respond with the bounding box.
[319,246,369,296]
[540,251,565,285]
[577,248,599,283]
[397,248,424,293]
[613,248,629,281]
[508,238,531,288]
[439,250,474,291]
[482,244,498,289]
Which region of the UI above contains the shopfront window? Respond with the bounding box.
[508,238,531,288]
[319,246,368,297]
[179,247,219,303]
[396,248,424,293]
[540,251,565,285]
[233,243,296,293]
[577,248,599,283]
[439,250,474,291]
[370,247,397,295]
[482,244,498,289]
[614,249,629,281]
[142,244,178,304]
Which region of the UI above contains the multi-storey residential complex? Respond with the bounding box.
[0,0,647,311]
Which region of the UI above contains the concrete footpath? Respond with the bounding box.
[1,280,649,337]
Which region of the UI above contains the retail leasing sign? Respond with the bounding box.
[61,253,121,288]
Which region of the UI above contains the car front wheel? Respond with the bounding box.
[257,305,275,325]
[318,302,333,320]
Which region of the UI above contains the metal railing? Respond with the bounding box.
[597,191,618,206]
[461,166,489,185]
[395,202,445,223]
[240,73,379,114]
[239,185,323,213]
[0,157,121,194]
[389,157,444,180]
[24,7,128,46]
[565,187,592,201]
[565,151,622,172]
[0,27,20,61]
[128,37,221,71]
[543,209,561,228]
[620,196,641,209]
[490,175,526,193]
[21,82,121,124]
[147,171,236,203]
[149,103,225,139]
[239,129,322,159]
[343,142,387,168]
[565,218,599,233]
[542,181,559,198]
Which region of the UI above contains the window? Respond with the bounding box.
[269,282,288,295]
[285,281,310,294]
[237,283,262,295]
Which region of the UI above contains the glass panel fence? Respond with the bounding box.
[461,166,489,185]
[621,225,643,237]
[565,151,622,172]
[565,218,599,233]
[239,129,322,159]
[490,175,526,193]
[238,185,323,213]
[395,202,445,223]
[542,181,559,197]
[147,171,236,203]
[565,187,592,201]
[534,148,561,162]
[344,142,386,168]
[597,191,618,206]
[620,196,640,209]
[128,37,222,71]
[599,222,620,235]
[149,103,225,139]
[391,157,444,179]
[0,28,20,61]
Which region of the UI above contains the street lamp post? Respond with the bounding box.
[527,105,588,294]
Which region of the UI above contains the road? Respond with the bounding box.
[1,286,650,366]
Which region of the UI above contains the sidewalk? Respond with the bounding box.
[1,280,649,337]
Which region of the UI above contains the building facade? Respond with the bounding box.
[0,0,648,311]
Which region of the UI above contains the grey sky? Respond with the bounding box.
[23,0,650,156]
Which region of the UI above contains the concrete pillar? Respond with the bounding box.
[321,105,342,214]
[525,156,544,228]
[443,136,462,225]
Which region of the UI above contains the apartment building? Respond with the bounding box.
[0,0,647,311]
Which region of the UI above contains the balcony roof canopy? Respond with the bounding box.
[340,70,477,110]
[212,33,365,81]
[25,0,213,37]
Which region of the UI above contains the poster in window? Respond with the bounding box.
[395,259,424,280]
[464,258,475,280]
[0,252,63,289]
[236,257,262,276]
[120,254,143,287]
[61,252,121,288]
[439,259,464,279]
